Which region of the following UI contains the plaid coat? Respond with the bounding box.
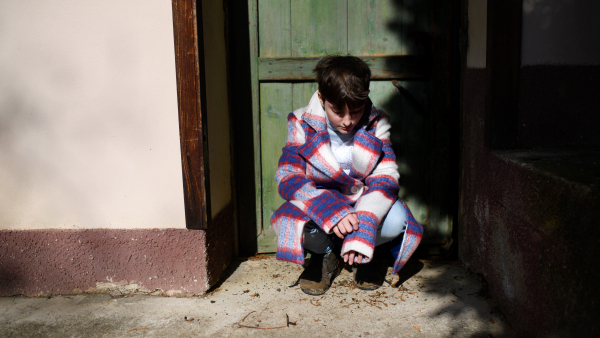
[270,91,423,274]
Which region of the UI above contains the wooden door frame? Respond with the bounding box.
[247,0,262,236]
[171,0,211,230]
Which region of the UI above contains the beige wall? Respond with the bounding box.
[0,0,185,229]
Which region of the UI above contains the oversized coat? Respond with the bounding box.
[270,91,423,274]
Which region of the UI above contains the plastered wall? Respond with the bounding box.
[0,0,185,229]
[522,0,600,65]
[461,0,600,334]
[519,0,600,147]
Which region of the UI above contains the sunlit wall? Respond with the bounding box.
[0,0,185,229]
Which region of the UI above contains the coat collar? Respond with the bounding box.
[297,91,383,184]
[294,91,379,133]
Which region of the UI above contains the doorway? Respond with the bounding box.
[239,0,459,254]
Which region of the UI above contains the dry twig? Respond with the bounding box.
[237,311,294,330]
[240,311,256,322]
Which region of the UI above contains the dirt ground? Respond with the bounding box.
[0,257,517,337]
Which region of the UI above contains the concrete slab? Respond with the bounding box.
[0,258,517,337]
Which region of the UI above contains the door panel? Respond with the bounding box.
[259,83,292,251]
[291,0,348,57]
[258,0,291,57]
[348,0,404,55]
[251,0,450,253]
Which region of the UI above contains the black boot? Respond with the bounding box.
[299,251,342,296]
[353,255,384,291]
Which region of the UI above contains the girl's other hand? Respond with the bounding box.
[343,251,364,265]
[332,213,359,238]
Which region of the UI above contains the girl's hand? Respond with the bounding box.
[343,251,364,265]
[332,213,359,238]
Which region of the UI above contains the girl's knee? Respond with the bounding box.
[303,221,333,254]
[376,201,408,245]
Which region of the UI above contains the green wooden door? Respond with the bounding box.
[249,0,453,253]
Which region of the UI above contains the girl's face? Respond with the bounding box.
[318,93,365,134]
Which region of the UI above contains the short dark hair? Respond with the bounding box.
[314,55,371,109]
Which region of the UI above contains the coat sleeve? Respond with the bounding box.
[341,112,400,261]
[275,113,355,234]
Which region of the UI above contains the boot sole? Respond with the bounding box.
[299,264,342,296]
[352,280,382,291]
[300,287,328,296]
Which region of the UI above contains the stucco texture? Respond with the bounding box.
[0,229,210,296]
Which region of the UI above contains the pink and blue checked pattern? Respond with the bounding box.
[271,91,423,272]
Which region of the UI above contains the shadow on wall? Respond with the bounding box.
[225,0,258,256]
[377,0,456,247]
[0,88,94,226]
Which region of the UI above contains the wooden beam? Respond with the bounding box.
[248,0,263,234]
[171,0,211,230]
[258,56,430,81]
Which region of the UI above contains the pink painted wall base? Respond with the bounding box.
[0,229,212,296]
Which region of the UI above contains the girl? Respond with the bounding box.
[271,56,423,295]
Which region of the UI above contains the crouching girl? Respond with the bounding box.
[271,56,423,295]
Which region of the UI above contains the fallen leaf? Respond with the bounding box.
[342,302,359,308]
